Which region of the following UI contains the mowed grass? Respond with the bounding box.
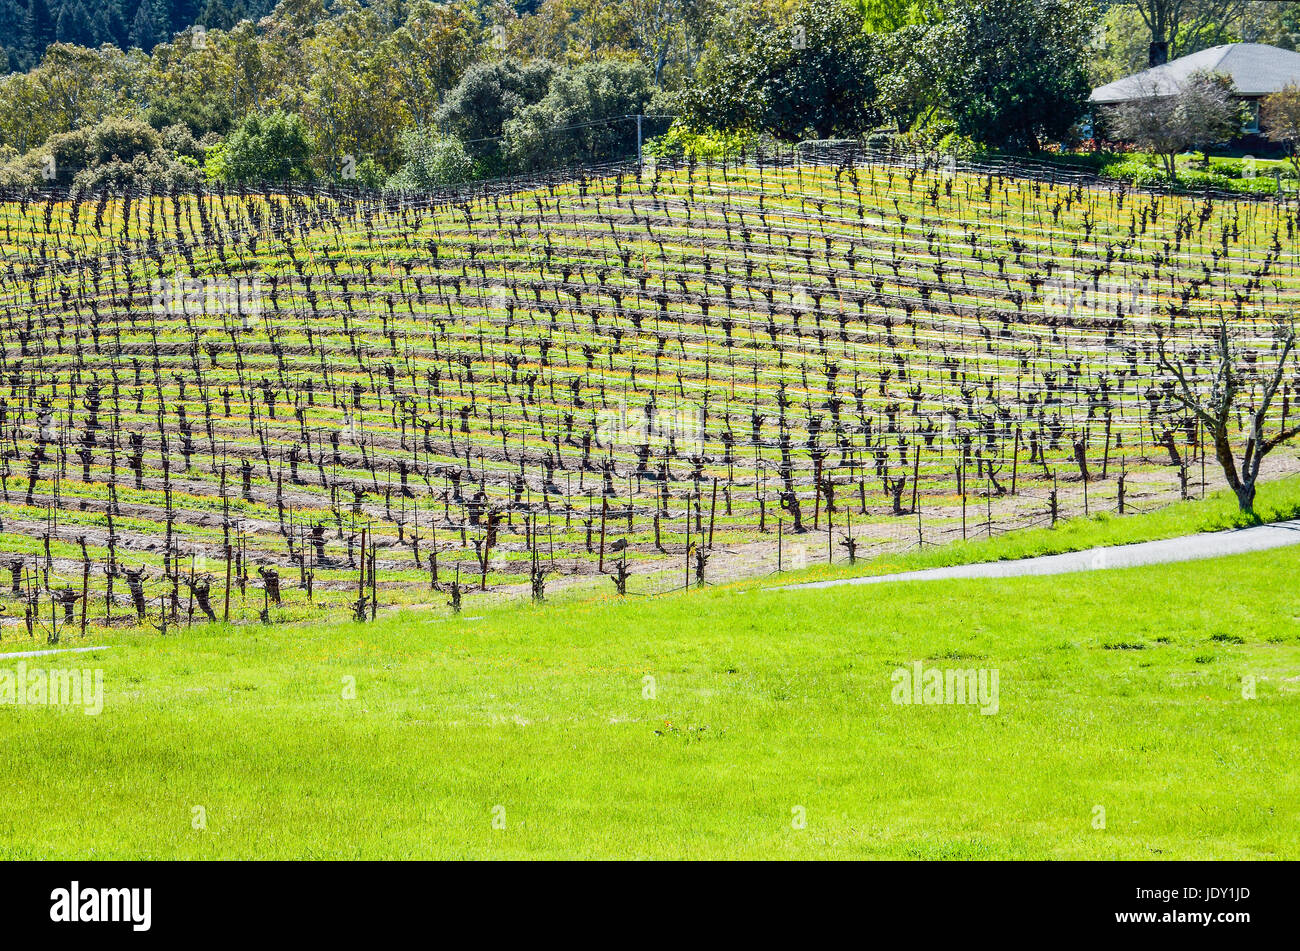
[775,472,1300,588]
[1,545,1298,859]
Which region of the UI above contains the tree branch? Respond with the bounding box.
[1260,423,1300,458]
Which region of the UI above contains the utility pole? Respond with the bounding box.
[636,114,643,168]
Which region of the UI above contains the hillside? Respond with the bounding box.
[0,155,1297,637]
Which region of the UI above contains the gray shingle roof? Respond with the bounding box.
[1090,43,1300,103]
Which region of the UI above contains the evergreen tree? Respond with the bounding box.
[56,0,94,45]
[31,0,57,48]
[198,0,242,31]
[92,5,115,45]
[0,0,24,71]
[104,0,129,46]
[169,0,202,34]
[128,0,157,50]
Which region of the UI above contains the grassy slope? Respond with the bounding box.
[2,543,1297,859]
[770,473,1300,588]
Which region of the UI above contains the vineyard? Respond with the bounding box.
[2,150,1298,639]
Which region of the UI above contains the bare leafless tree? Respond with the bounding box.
[1104,71,1244,178]
[1157,319,1300,515]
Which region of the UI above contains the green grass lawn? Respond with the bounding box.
[773,473,1300,588]
[2,540,1297,859]
[1039,149,1296,194]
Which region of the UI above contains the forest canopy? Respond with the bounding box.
[1,0,1298,189]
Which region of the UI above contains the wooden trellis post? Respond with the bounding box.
[80,558,89,638]
[1011,425,1020,495]
[960,461,967,540]
[708,478,718,549]
[598,496,608,572]
[370,537,377,621]
[358,527,367,618]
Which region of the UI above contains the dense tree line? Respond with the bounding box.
[2,0,1299,190]
[0,0,279,71]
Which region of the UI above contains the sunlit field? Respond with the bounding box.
[3,540,1297,860]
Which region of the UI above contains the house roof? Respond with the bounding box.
[1090,43,1300,104]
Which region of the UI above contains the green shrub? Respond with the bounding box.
[864,130,902,151]
[435,58,556,165]
[0,117,201,189]
[503,60,653,174]
[86,118,162,167]
[160,124,211,165]
[1176,170,1233,190]
[72,152,203,193]
[936,131,986,157]
[387,129,476,190]
[1100,156,1169,186]
[645,123,759,161]
[1225,176,1279,194]
[896,113,958,153]
[206,111,314,185]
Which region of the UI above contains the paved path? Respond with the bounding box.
[779,520,1300,590]
[0,645,113,660]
